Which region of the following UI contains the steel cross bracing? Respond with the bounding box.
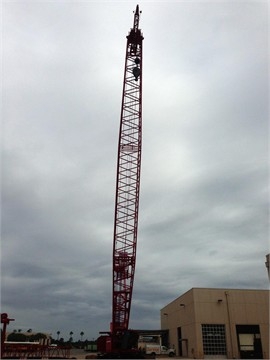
[112,5,143,336]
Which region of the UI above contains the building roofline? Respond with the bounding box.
[160,287,269,310]
[190,287,269,292]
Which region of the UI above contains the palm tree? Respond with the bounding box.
[69,331,73,343]
[80,331,84,341]
[57,331,60,340]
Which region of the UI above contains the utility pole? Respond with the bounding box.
[265,254,269,280]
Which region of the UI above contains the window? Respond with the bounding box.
[201,324,227,355]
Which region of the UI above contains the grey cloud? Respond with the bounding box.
[2,1,268,341]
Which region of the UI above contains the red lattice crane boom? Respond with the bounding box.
[97,5,144,358]
[112,3,143,336]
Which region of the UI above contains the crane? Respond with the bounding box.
[97,5,144,358]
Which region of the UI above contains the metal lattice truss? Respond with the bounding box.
[112,24,143,334]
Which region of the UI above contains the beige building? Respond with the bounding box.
[160,288,269,359]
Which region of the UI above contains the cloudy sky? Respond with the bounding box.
[2,0,268,342]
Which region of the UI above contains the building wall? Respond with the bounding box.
[160,288,269,359]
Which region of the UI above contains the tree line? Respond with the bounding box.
[7,330,96,347]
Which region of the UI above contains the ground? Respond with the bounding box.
[70,348,184,359]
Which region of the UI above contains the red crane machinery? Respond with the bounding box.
[98,5,144,358]
[1,313,14,358]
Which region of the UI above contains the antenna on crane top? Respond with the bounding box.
[133,4,142,31]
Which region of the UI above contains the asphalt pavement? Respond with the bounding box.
[70,348,186,359]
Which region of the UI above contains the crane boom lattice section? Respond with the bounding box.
[112,6,143,336]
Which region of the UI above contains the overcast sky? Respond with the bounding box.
[2,0,269,342]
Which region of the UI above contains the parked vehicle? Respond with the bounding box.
[145,344,175,357]
[138,335,175,357]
